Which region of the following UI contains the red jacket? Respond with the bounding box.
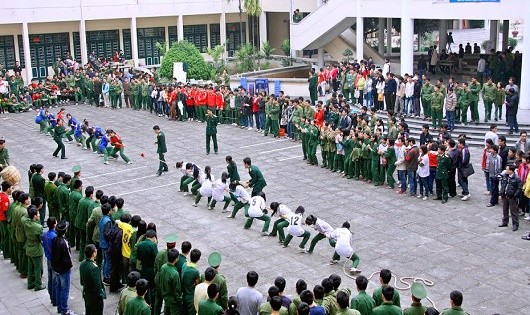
[252,97,260,113]
[110,135,124,149]
[197,90,207,106]
[0,192,9,221]
[216,92,225,110]
[314,110,324,127]
[207,91,216,107]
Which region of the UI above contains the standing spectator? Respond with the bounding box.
[498,165,522,231]
[394,76,405,115]
[404,77,414,117]
[477,55,486,85]
[430,46,439,74]
[445,87,457,131]
[24,205,45,291]
[382,59,391,78]
[99,203,113,285]
[102,79,110,107]
[412,76,422,118]
[43,217,57,305]
[498,136,509,170]
[384,73,397,112]
[417,55,427,78]
[514,131,530,153]
[505,88,519,135]
[447,139,459,198]
[51,221,74,315]
[137,229,159,306]
[440,291,466,315]
[484,124,499,147]
[236,271,263,315]
[405,138,420,197]
[80,244,106,315]
[447,32,454,52]
[457,138,472,201]
[350,275,375,315]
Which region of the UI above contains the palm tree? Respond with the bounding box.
[227,0,262,49]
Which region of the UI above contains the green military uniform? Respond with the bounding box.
[112,208,129,221]
[130,81,139,110]
[350,290,376,315]
[384,145,397,189]
[343,72,353,101]
[182,262,200,315]
[288,295,301,315]
[495,87,505,121]
[372,302,402,315]
[259,302,289,315]
[482,82,496,122]
[307,124,320,166]
[53,125,66,158]
[308,75,318,105]
[137,238,158,304]
[336,308,360,315]
[154,248,169,315]
[468,81,481,123]
[269,102,281,137]
[56,183,70,224]
[421,83,434,118]
[76,196,94,261]
[68,189,82,250]
[119,286,137,315]
[156,131,168,174]
[459,87,470,125]
[0,147,9,167]
[204,251,227,310]
[430,91,445,129]
[327,129,336,171]
[300,121,309,160]
[205,114,219,155]
[373,285,400,307]
[44,180,59,221]
[140,82,149,110]
[24,217,43,289]
[323,290,339,315]
[13,204,28,276]
[263,101,272,135]
[159,262,183,315]
[342,136,354,178]
[175,252,187,276]
[80,258,106,315]
[198,299,223,315]
[125,296,151,315]
[227,162,240,183]
[248,165,267,196]
[6,200,19,263]
[435,152,451,203]
[440,306,467,315]
[370,141,380,185]
[320,128,329,168]
[292,105,303,141]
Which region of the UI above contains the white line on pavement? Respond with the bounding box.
[278,151,321,161]
[115,182,179,196]
[238,139,286,148]
[83,165,150,179]
[258,145,300,154]
[95,174,156,188]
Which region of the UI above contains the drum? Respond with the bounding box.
[0,165,21,188]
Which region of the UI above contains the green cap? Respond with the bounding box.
[164,233,178,244]
[72,165,81,173]
[208,251,222,268]
[411,283,427,300]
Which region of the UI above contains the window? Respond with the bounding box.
[210,23,221,48]
[183,24,208,53]
[0,35,16,69]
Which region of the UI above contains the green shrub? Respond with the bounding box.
[158,40,210,80]
[236,43,256,73]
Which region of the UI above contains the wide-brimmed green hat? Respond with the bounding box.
[208,251,222,268]
[164,233,178,244]
[411,283,427,300]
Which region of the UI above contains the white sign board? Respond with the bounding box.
[173,62,187,83]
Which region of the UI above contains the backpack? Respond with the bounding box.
[107,222,123,253]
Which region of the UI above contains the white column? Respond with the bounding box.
[502,19,510,50]
[356,0,363,61]
[259,11,267,49]
[401,0,414,75]
[165,26,170,51]
[489,20,498,51]
[79,20,88,65]
[439,19,447,53]
[130,17,139,67]
[178,15,184,42]
[378,18,385,55]
[317,48,324,69]
[220,12,227,58]
[386,18,392,56]
[13,34,20,67]
[21,22,32,83]
[519,3,530,113]
[316,0,324,7]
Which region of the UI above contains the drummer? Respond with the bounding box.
[0,139,9,170]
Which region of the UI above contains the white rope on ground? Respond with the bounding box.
[342,259,437,310]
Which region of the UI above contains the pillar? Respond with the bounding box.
[378,18,385,55]
[439,19,447,53]
[316,0,324,7]
[21,22,32,83]
[165,26,170,51]
[519,2,530,113]
[502,19,510,50]
[79,20,88,65]
[489,20,498,51]
[317,48,324,69]
[178,15,184,43]
[259,11,267,49]
[386,18,392,56]
[355,0,363,61]
[220,12,227,57]
[130,17,139,67]
[401,0,414,75]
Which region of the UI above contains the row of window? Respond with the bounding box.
[0,23,247,78]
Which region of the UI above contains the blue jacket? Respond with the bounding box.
[99,215,112,249]
[48,114,57,127]
[98,136,109,151]
[42,229,57,261]
[95,127,104,138]
[68,118,77,130]
[74,123,82,137]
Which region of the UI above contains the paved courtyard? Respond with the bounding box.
[0,105,529,315]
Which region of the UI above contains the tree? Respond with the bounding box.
[508,37,518,49]
[227,0,262,48]
[158,40,210,80]
[261,41,274,59]
[155,41,168,56]
[236,43,256,72]
[281,39,291,66]
[207,44,225,70]
[342,48,353,63]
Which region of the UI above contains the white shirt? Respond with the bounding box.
[275,204,292,219]
[405,82,415,97]
[484,131,498,146]
[247,196,266,218]
[286,213,305,237]
[313,218,334,236]
[382,63,391,77]
[211,179,228,202]
[417,154,430,178]
[0,80,8,94]
[378,143,388,163]
[477,59,486,72]
[199,174,215,196]
[329,227,353,258]
[234,186,251,204]
[194,282,209,313]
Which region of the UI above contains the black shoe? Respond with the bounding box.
[521,235,530,240]
[52,155,58,158]
[433,197,442,200]
[34,285,46,291]
[486,203,495,207]
[441,199,448,204]
[163,169,169,172]
[512,226,518,231]
[156,172,162,176]
[61,157,68,159]
[498,224,508,227]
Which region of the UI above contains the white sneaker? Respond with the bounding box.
[417,195,422,199]
[422,196,428,201]
[261,232,268,236]
[192,203,198,207]
[103,161,109,165]
[126,161,132,165]
[247,127,253,130]
[349,267,362,273]
[183,192,189,196]
[298,247,308,253]
[524,215,530,221]
[208,206,213,210]
[226,214,234,218]
[329,260,339,265]
[484,191,491,195]
[461,194,470,201]
[281,245,287,248]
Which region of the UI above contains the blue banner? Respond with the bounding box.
[449,0,500,2]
